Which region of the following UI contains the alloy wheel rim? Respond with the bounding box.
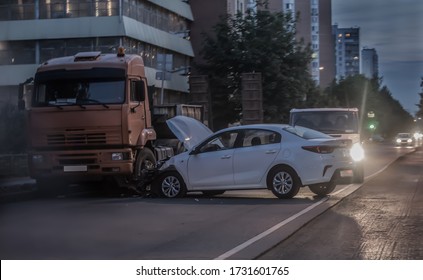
[162,176,181,197]
[273,171,293,194]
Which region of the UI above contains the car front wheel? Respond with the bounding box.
[268,166,301,199]
[155,171,186,198]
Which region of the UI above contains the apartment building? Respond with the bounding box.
[361,47,379,79]
[0,0,194,105]
[268,0,335,87]
[333,24,360,80]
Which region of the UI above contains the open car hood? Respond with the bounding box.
[166,116,213,150]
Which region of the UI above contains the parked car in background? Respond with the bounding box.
[395,133,414,146]
[153,116,358,198]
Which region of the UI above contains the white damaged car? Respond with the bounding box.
[153,116,358,198]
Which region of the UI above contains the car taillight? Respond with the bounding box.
[302,145,335,154]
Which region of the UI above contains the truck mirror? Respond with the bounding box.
[134,80,146,102]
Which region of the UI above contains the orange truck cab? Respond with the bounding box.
[20,49,185,191]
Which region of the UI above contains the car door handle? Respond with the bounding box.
[221,155,232,159]
[265,150,277,154]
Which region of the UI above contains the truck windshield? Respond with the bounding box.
[291,111,359,134]
[33,79,125,107]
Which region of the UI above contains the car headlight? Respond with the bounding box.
[350,143,364,162]
[407,139,412,143]
[396,138,401,143]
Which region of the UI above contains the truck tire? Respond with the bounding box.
[134,147,156,181]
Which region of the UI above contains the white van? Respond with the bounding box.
[290,108,364,185]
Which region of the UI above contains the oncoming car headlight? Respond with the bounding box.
[350,143,364,162]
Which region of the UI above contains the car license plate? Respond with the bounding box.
[64,165,88,172]
[340,169,353,177]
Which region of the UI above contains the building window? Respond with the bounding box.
[0,40,35,65]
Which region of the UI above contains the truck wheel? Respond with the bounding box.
[267,166,301,199]
[134,148,156,181]
[154,171,186,198]
[309,183,336,196]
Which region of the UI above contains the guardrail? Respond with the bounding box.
[0,154,28,177]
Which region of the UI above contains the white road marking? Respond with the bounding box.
[215,157,399,260]
[214,196,329,260]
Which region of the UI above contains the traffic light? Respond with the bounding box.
[368,120,377,130]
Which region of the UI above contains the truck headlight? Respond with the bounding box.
[111,152,124,161]
[350,143,364,162]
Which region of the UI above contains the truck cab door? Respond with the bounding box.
[127,79,147,146]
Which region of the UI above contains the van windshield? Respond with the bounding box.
[291,111,359,134]
[33,78,125,107]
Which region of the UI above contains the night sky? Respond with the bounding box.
[332,0,423,115]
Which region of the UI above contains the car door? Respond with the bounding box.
[233,129,281,186]
[187,131,239,190]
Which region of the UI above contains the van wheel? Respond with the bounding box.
[267,166,301,199]
[352,164,364,183]
[309,183,336,196]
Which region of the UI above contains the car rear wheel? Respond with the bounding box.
[155,171,186,198]
[268,166,301,199]
[309,182,336,196]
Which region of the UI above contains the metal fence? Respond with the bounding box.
[0,154,28,177]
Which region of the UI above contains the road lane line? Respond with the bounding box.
[215,153,410,260]
[214,196,329,260]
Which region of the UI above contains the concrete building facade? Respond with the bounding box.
[0,0,194,105]
[361,47,379,79]
[268,0,335,88]
[333,25,360,80]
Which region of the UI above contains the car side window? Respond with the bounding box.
[198,131,238,153]
[241,129,281,147]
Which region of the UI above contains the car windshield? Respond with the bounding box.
[397,133,411,138]
[291,111,359,134]
[33,79,125,107]
[284,126,332,140]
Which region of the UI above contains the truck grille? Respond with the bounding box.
[47,133,107,145]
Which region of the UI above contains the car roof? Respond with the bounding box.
[219,123,290,133]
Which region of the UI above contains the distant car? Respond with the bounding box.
[153,116,358,198]
[395,133,414,146]
[369,134,385,143]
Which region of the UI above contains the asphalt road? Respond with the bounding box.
[0,144,419,260]
[258,147,423,260]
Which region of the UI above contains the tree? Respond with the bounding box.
[198,3,316,129]
[416,77,423,118]
[323,74,414,139]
